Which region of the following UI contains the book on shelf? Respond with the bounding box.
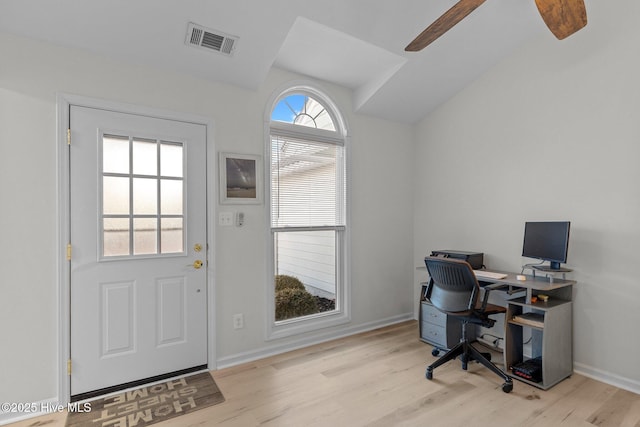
[512,312,544,327]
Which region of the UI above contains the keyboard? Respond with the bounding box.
[473,270,507,280]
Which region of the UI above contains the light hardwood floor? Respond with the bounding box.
[9,321,640,427]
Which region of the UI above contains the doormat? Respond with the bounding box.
[66,372,224,427]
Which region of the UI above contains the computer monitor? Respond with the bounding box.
[522,221,571,270]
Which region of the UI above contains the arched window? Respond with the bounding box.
[267,86,349,337]
[271,94,336,131]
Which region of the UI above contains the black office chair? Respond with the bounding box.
[424,256,513,393]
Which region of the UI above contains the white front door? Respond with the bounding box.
[69,106,208,397]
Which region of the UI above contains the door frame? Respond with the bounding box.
[56,93,218,405]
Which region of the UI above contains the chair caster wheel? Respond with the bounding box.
[432,348,440,357]
[426,368,433,380]
[502,381,513,393]
[461,355,468,370]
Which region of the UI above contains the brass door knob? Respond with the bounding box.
[192,260,203,269]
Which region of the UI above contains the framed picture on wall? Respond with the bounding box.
[219,152,263,204]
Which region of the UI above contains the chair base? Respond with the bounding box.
[426,339,513,393]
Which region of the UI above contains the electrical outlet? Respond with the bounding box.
[219,212,233,226]
[233,313,244,329]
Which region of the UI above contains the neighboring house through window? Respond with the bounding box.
[266,85,349,338]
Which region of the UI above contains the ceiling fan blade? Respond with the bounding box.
[405,0,487,52]
[535,0,587,40]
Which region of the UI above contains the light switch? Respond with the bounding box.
[219,212,233,226]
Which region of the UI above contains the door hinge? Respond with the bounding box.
[67,129,71,145]
[67,359,72,375]
[66,244,72,261]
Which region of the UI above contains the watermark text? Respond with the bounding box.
[1,401,92,413]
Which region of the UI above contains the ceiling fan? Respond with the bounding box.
[405,0,587,52]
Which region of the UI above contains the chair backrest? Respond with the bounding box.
[424,256,479,314]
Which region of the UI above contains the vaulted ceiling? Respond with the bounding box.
[1,0,561,123]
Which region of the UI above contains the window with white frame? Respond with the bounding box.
[268,89,348,336]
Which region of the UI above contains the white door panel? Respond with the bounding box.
[70,106,207,396]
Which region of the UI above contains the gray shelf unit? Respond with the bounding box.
[504,295,573,390]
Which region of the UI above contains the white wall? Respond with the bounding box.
[413,0,640,392]
[0,31,415,411]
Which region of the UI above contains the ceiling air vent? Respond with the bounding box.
[185,22,238,57]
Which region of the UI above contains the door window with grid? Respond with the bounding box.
[101,134,185,258]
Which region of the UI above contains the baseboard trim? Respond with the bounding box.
[574,362,640,395]
[217,314,414,369]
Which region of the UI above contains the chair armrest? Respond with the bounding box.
[423,278,434,302]
[480,288,491,311]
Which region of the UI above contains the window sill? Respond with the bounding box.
[266,310,350,341]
